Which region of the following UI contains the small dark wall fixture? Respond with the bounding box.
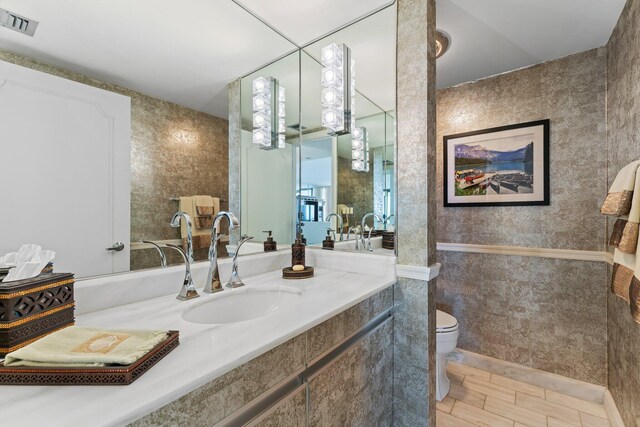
[443,119,550,207]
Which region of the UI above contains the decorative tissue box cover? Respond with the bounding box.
[382,231,395,250]
[0,273,75,356]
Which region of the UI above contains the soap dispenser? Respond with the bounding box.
[322,229,335,250]
[291,234,306,267]
[263,230,277,252]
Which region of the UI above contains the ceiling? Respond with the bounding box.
[0,0,296,118]
[436,0,627,89]
[0,0,394,119]
[235,0,394,46]
[0,0,629,119]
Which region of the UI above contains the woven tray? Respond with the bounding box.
[0,330,179,385]
[282,266,314,279]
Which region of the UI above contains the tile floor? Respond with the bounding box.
[436,362,610,427]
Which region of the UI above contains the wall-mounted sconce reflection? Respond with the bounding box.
[252,76,285,150]
[351,127,369,172]
[321,43,355,135]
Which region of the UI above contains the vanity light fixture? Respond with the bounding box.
[351,127,369,172]
[435,30,450,59]
[321,43,355,135]
[252,76,285,150]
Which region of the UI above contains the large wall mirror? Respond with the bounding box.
[0,0,396,281]
[0,1,297,279]
[240,3,397,248]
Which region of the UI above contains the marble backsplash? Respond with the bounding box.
[0,49,230,271]
[606,0,640,424]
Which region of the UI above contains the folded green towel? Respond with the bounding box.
[4,327,168,367]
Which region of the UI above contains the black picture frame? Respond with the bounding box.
[442,119,551,207]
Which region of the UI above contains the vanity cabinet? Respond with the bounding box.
[307,319,393,426]
[128,287,393,426]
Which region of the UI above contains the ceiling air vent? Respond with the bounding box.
[0,9,38,37]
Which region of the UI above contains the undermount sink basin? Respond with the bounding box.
[182,286,302,325]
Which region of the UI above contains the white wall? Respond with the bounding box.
[240,130,296,245]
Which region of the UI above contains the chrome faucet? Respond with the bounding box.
[165,244,199,301]
[204,211,240,294]
[361,213,382,252]
[347,227,360,251]
[142,240,167,267]
[227,234,253,288]
[325,213,344,241]
[170,212,194,263]
[168,212,198,300]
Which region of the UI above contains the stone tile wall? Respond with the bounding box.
[308,319,393,426]
[129,335,307,427]
[437,252,607,384]
[436,48,608,252]
[606,0,640,424]
[394,0,438,425]
[435,48,609,386]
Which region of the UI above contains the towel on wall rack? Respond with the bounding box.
[178,196,220,250]
[602,159,640,324]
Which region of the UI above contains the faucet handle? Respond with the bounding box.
[239,234,254,243]
[165,243,199,301]
[226,235,254,289]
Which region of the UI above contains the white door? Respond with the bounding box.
[0,60,131,278]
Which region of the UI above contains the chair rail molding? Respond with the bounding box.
[437,242,609,263]
[396,263,441,281]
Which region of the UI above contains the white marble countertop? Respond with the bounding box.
[0,250,396,426]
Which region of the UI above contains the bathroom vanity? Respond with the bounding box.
[0,249,396,426]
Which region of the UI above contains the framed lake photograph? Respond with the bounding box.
[443,119,550,207]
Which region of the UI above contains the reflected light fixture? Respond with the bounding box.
[252,76,285,150]
[435,30,450,59]
[351,127,369,172]
[321,43,355,135]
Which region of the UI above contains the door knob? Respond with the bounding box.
[106,242,125,252]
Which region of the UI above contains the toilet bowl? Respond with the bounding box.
[436,310,459,401]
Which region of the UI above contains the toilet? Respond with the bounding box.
[436,310,459,401]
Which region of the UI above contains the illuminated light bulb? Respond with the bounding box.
[321,66,343,88]
[324,90,335,103]
[324,110,335,122]
[322,107,344,131]
[322,88,343,108]
[323,48,334,62]
[253,95,271,113]
[253,111,270,128]
[321,43,343,67]
[253,77,271,96]
[353,128,362,139]
[253,128,270,146]
[324,69,335,83]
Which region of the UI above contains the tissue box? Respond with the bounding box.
[0,273,75,357]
